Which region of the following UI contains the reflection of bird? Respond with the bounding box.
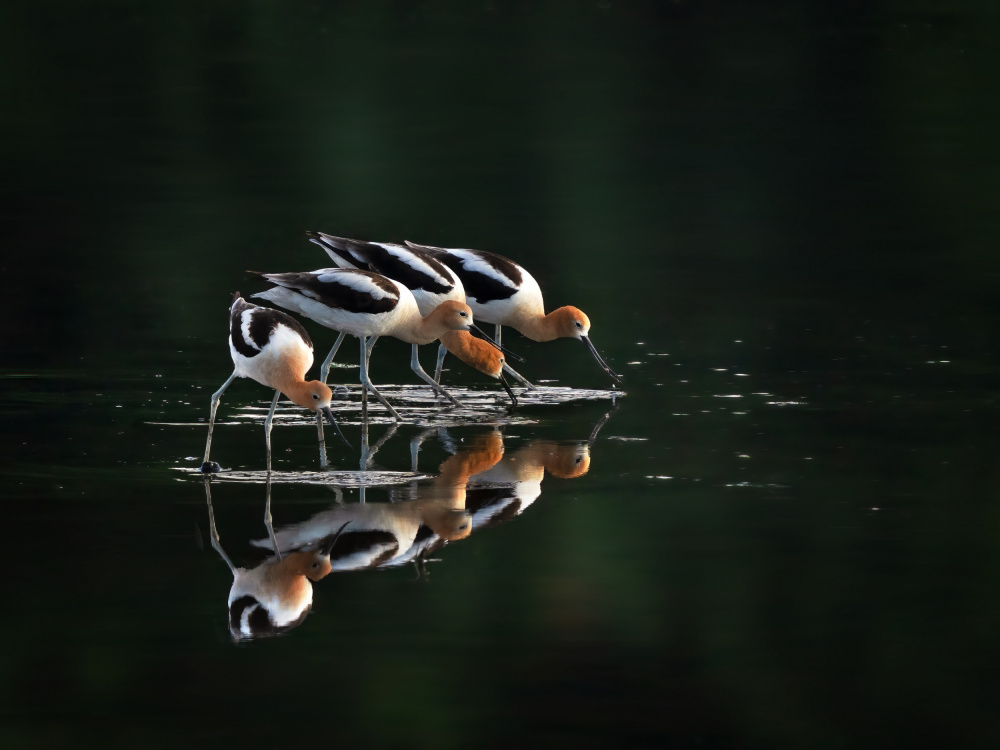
[251,268,479,420]
[465,441,591,531]
[404,240,623,386]
[204,478,349,641]
[228,530,344,640]
[252,432,505,571]
[200,293,342,473]
[307,232,519,405]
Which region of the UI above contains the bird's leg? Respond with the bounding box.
[364,421,399,470]
[200,370,238,472]
[320,331,347,384]
[437,427,459,454]
[263,473,282,561]
[495,323,502,348]
[409,427,437,472]
[203,478,235,574]
[359,409,370,470]
[359,336,402,421]
[502,362,536,389]
[411,344,464,407]
[315,411,329,469]
[434,342,448,384]
[264,388,281,475]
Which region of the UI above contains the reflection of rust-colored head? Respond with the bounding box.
[436,432,505,488]
[541,443,591,479]
[284,550,333,581]
[423,507,473,541]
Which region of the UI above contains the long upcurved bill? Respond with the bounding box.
[322,406,352,448]
[582,337,623,386]
[319,521,351,555]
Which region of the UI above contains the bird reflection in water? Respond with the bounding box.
[252,430,505,571]
[202,406,617,639]
[203,477,349,641]
[257,406,616,574]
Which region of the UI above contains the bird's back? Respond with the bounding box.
[312,233,465,316]
[405,242,543,321]
[228,294,315,383]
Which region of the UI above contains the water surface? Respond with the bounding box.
[3,2,1000,748]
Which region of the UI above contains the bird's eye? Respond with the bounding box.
[575,321,583,328]
[312,393,319,400]
[459,311,467,317]
[311,561,320,568]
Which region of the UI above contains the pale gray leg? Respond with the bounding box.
[434,343,448,383]
[315,412,328,469]
[264,389,281,474]
[263,473,282,561]
[359,412,370,471]
[320,331,347,384]
[410,344,463,406]
[410,427,436,472]
[203,478,235,574]
[359,336,402,421]
[495,323,502,348]
[363,422,399,470]
[201,370,238,471]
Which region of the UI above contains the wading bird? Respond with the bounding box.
[250,268,485,420]
[307,231,523,403]
[200,293,345,474]
[405,240,623,386]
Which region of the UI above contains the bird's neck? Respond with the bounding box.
[514,309,563,342]
[277,378,318,411]
[415,308,462,344]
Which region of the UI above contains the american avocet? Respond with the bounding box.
[306,231,523,403]
[200,293,345,474]
[250,268,483,420]
[205,480,350,640]
[405,240,623,386]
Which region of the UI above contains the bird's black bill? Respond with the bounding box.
[498,371,518,407]
[582,337,623,386]
[319,521,351,556]
[322,406,352,448]
[469,324,525,363]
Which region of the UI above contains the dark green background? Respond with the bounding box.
[3,1,1000,747]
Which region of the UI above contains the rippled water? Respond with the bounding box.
[5,3,1000,748]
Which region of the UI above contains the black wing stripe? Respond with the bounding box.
[365,245,454,295]
[230,298,313,358]
[264,271,400,315]
[439,254,518,305]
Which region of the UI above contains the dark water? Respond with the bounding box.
[4,2,1000,747]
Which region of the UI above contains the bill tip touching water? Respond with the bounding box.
[198,291,349,474]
